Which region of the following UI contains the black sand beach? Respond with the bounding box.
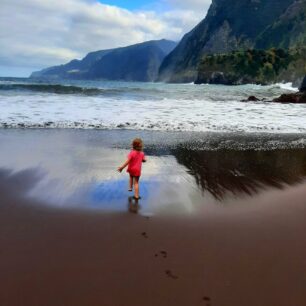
[1,129,306,306]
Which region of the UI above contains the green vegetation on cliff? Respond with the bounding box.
[196,48,306,85]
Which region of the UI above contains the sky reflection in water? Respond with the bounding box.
[1,129,306,215]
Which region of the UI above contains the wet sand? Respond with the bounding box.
[1,129,306,306]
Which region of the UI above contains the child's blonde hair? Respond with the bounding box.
[132,138,143,151]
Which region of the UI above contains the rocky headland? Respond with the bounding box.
[195,48,306,87]
[158,0,306,85]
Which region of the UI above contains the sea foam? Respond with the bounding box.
[0,79,305,134]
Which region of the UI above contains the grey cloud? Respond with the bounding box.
[166,0,212,11]
[0,0,208,76]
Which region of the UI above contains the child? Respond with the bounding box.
[118,138,146,200]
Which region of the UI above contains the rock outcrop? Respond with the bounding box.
[272,77,306,103]
[273,92,306,103]
[241,77,306,103]
[241,96,261,102]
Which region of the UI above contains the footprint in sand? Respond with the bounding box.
[154,250,168,258]
[160,250,167,258]
[165,269,179,279]
[202,296,211,305]
[141,232,148,238]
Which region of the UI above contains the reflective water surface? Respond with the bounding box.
[1,129,306,216]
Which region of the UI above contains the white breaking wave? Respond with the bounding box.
[275,82,299,92]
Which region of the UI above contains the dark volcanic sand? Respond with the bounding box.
[0,129,306,306]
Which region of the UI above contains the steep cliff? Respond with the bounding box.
[158,0,296,83]
[256,0,306,49]
[88,40,177,82]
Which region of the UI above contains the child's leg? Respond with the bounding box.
[133,176,140,198]
[128,175,133,191]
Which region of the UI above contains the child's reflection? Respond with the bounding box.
[128,196,140,214]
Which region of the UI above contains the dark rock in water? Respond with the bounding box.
[242,96,260,102]
[273,94,299,103]
[300,76,306,92]
[297,93,306,103]
[248,96,260,101]
[273,92,306,103]
[296,94,306,103]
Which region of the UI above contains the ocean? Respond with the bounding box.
[0,77,305,134]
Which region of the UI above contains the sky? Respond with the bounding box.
[0,0,212,77]
[98,0,157,10]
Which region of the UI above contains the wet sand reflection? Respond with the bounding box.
[1,129,306,213]
[172,147,306,200]
[128,196,140,214]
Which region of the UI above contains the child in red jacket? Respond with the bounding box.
[118,138,146,200]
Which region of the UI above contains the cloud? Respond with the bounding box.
[0,0,211,76]
[166,0,212,11]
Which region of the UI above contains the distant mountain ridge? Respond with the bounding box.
[31,40,177,82]
[30,49,114,80]
[158,0,305,83]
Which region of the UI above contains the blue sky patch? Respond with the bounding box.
[99,0,156,10]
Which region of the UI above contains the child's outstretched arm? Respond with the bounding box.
[117,158,130,172]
